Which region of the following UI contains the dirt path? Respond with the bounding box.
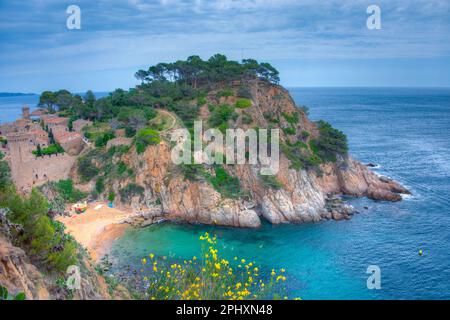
[157,109,177,134]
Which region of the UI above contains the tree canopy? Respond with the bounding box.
[135,54,280,87]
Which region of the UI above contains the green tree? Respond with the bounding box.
[39,91,57,113]
[36,144,42,157]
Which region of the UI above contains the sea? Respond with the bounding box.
[2,88,449,299]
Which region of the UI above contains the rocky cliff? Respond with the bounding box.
[101,80,409,228]
[0,210,129,300]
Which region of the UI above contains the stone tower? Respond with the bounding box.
[22,106,30,119]
[5,132,33,190]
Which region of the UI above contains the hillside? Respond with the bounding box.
[37,54,409,228]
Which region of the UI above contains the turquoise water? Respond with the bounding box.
[110,88,450,300]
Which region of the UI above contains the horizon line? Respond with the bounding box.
[3,86,450,95]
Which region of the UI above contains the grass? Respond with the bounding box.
[235,98,252,109]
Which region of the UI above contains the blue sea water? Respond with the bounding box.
[2,88,449,299]
[0,95,40,124]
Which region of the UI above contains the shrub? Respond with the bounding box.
[117,161,128,175]
[119,183,144,202]
[135,128,161,154]
[0,285,25,300]
[283,127,296,135]
[237,86,252,99]
[32,144,64,156]
[207,166,241,199]
[142,232,290,300]
[0,188,78,273]
[310,121,348,163]
[241,113,253,125]
[260,175,283,190]
[55,179,87,202]
[217,88,234,98]
[209,104,234,127]
[180,164,205,181]
[77,155,99,182]
[169,103,199,129]
[282,112,299,125]
[0,157,11,190]
[235,98,252,109]
[281,143,321,171]
[95,132,115,148]
[108,191,116,202]
[95,177,105,194]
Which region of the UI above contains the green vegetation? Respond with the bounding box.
[77,154,100,182]
[283,127,296,135]
[135,128,161,154]
[301,130,310,140]
[119,183,144,202]
[235,98,252,109]
[180,163,205,181]
[206,166,241,199]
[281,143,321,171]
[241,113,253,125]
[95,177,105,194]
[0,152,11,190]
[309,120,348,163]
[95,132,115,148]
[135,54,280,87]
[209,104,235,128]
[237,86,252,99]
[33,143,64,156]
[53,179,87,203]
[217,88,234,98]
[282,112,299,125]
[0,136,7,146]
[0,178,78,272]
[168,103,199,129]
[260,174,283,190]
[0,285,25,300]
[142,232,290,300]
[107,191,116,202]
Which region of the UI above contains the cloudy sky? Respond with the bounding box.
[1,0,450,92]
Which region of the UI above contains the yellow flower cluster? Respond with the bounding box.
[141,232,291,300]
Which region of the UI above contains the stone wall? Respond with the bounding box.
[6,134,76,191]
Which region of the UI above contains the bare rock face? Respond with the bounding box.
[116,81,409,228]
[0,234,50,300]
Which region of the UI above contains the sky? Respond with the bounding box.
[0,0,450,92]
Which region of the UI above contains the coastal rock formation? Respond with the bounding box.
[106,80,409,228]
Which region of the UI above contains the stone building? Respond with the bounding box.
[22,106,30,119]
[2,112,83,191]
[54,131,84,156]
[43,117,69,129]
[72,119,92,133]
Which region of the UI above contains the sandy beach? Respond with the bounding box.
[56,202,136,262]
